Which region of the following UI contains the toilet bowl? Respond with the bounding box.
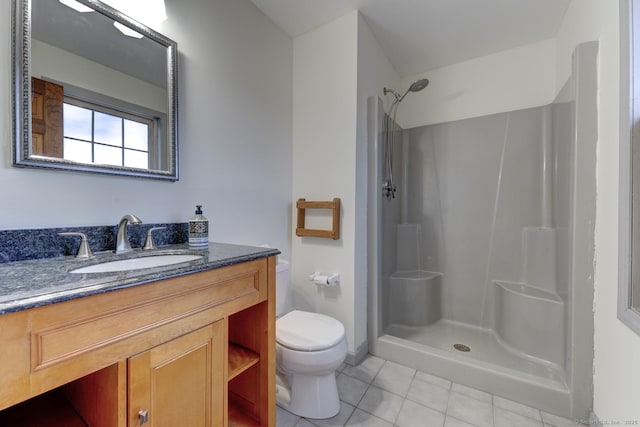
[275,310,347,419]
[273,258,347,419]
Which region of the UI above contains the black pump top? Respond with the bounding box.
[195,205,203,215]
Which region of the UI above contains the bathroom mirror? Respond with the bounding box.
[11,0,178,180]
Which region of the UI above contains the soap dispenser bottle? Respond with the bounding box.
[188,205,209,249]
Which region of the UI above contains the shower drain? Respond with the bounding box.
[453,343,471,352]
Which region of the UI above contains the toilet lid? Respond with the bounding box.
[276,310,345,351]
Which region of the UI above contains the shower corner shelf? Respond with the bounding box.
[296,198,341,240]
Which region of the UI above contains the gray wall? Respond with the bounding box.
[380,124,403,330]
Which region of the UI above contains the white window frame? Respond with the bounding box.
[57,80,166,171]
[63,96,154,169]
[619,0,640,335]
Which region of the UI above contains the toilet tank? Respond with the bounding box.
[276,259,292,316]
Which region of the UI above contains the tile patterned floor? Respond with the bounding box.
[276,355,586,427]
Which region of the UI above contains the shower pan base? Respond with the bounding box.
[374,320,570,416]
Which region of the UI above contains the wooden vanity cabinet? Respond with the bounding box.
[0,256,276,427]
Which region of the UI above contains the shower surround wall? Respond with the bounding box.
[402,104,571,365]
[368,42,596,419]
[404,107,551,326]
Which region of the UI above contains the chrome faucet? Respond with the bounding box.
[115,214,143,254]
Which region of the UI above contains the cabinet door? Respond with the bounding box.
[128,320,225,427]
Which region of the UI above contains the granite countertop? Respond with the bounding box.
[0,242,280,315]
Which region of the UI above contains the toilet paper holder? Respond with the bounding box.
[309,272,340,286]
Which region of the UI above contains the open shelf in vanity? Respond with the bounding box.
[227,301,274,426]
[229,343,260,381]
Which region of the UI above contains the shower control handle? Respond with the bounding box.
[383,180,397,199]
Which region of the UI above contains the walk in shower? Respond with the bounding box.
[367,43,597,419]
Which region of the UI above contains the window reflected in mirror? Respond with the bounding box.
[63,103,152,169]
[31,76,163,171]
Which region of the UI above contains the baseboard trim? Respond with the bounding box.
[345,340,368,366]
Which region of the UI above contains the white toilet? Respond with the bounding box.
[275,259,347,419]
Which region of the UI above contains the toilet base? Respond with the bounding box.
[276,371,340,419]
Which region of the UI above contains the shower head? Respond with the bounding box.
[409,78,429,92]
[384,78,429,104]
[382,79,428,200]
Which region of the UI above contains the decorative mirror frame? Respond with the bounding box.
[11,0,179,180]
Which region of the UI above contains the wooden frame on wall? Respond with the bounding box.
[295,198,341,240]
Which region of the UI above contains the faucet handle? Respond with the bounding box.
[59,232,95,259]
[143,227,166,250]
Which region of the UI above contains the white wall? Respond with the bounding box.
[291,11,400,360]
[0,0,292,259]
[291,11,359,355]
[555,0,640,423]
[396,40,557,129]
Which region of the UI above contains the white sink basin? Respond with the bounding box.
[71,254,203,274]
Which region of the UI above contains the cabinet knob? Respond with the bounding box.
[138,409,149,425]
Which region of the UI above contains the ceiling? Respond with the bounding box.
[32,0,168,87]
[249,0,573,77]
